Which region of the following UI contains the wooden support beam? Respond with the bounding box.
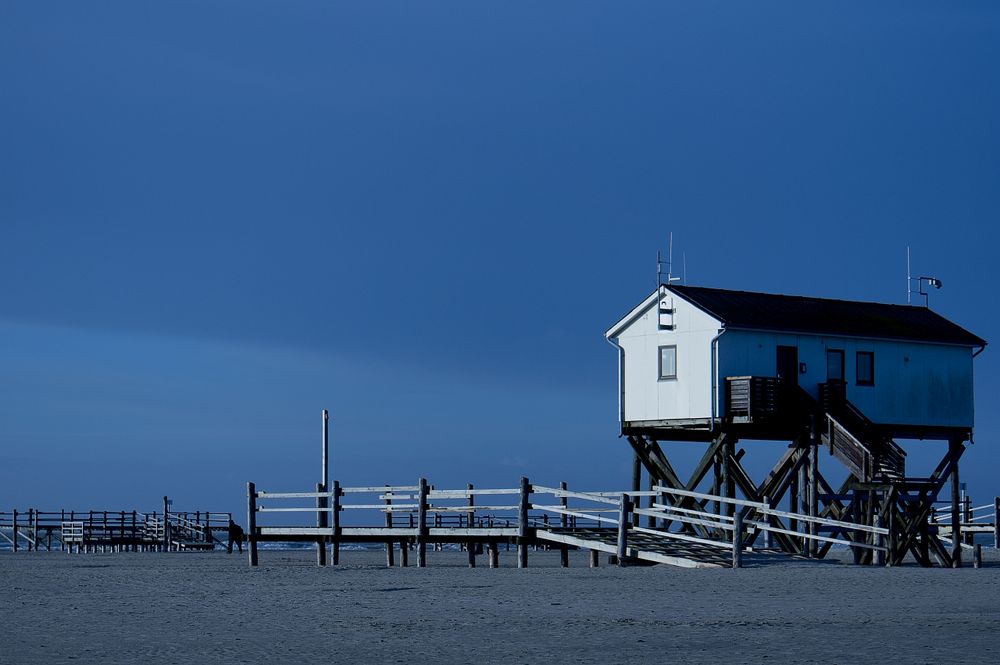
[332,480,341,565]
[467,483,475,568]
[732,507,743,569]
[559,481,569,568]
[385,485,394,567]
[518,476,530,569]
[617,493,630,567]
[247,482,258,567]
[316,482,327,567]
[950,439,963,568]
[417,478,428,568]
[631,455,641,528]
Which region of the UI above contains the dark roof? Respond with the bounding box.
[668,285,986,347]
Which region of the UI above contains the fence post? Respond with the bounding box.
[617,493,630,567]
[559,481,569,568]
[162,496,170,552]
[518,476,530,569]
[874,513,885,566]
[332,480,341,565]
[762,495,772,550]
[316,482,327,567]
[12,510,18,552]
[417,478,428,567]
[466,483,476,568]
[732,507,743,569]
[994,497,999,549]
[385,485,395,568]
[246,482,258,566]
[27,509,34,552]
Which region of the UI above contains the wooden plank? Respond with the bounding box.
[532,487,620,506]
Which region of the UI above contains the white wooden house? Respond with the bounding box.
[605,285,986,436]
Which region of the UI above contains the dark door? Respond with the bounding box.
[826,349,845,383]
[776,346,799,387]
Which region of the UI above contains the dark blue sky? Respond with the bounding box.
[2,1,998,517]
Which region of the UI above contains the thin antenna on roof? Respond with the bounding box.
[656,233,682,288]
[907,246,911,304]
[906,246,943,308]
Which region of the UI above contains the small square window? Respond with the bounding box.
[659,345,677,380]
[857,351,874,386]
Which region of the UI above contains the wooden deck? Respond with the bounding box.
[244,478,949,569]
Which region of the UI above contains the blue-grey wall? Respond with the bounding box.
[718,330,975,428]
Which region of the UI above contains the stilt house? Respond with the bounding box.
[605,284,987,567]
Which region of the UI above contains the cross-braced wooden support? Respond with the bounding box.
[625,425,968,567]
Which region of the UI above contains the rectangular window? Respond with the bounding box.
[856,351,875,386]
[826,349,845,382]
[659,345,677,380]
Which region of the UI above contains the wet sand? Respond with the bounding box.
[2,548,999,664]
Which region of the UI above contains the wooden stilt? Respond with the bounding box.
[247,482,258,567]
[467,483,475,568]
[417,478,428,567]
[732,507,743,569]
[517,476,530,569]
[316,482,327,567]
[616,494,630,567]
[951,441,962,568]
[332,480,341,565]
[559,481,569,568]
[589,549,599,567]
[385,485,394,567]
[631,455,641,527]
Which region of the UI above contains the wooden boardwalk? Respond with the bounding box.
[245,477,960,569]
[0,505,235,553]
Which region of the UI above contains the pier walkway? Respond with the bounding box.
[246,477,961,568]
[0,506,234,553]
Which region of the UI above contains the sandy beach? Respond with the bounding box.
[2,548,998,664]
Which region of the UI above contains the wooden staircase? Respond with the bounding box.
[817,384,906,483]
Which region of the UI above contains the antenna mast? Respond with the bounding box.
[656,232,682,288]
[906,246,943,308]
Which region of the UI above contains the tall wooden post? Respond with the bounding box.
[732,507,743,569]
[993,497,999,549]
[616,493,630,567]
[762,495,773,550]
[631,455,641,527]
[162,496,170,552]
[725,439,736,519]
[316,482,327,567]
[559,481,569,568]
[27,509,34,552]
[384,485,395,567]
[808,419,819,557]
[467,483,476,568]
[488,541,499,568]
[417,478,428,567]
[798,449,808,556]
[321,410,329,498]
[12,510,17,552]
[246,482,258,566]
[951,441,962,568]
[874,513,885,566]
[332,480,341,565]
[517,476,530,569]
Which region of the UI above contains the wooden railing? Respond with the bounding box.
[247,478,894,568]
